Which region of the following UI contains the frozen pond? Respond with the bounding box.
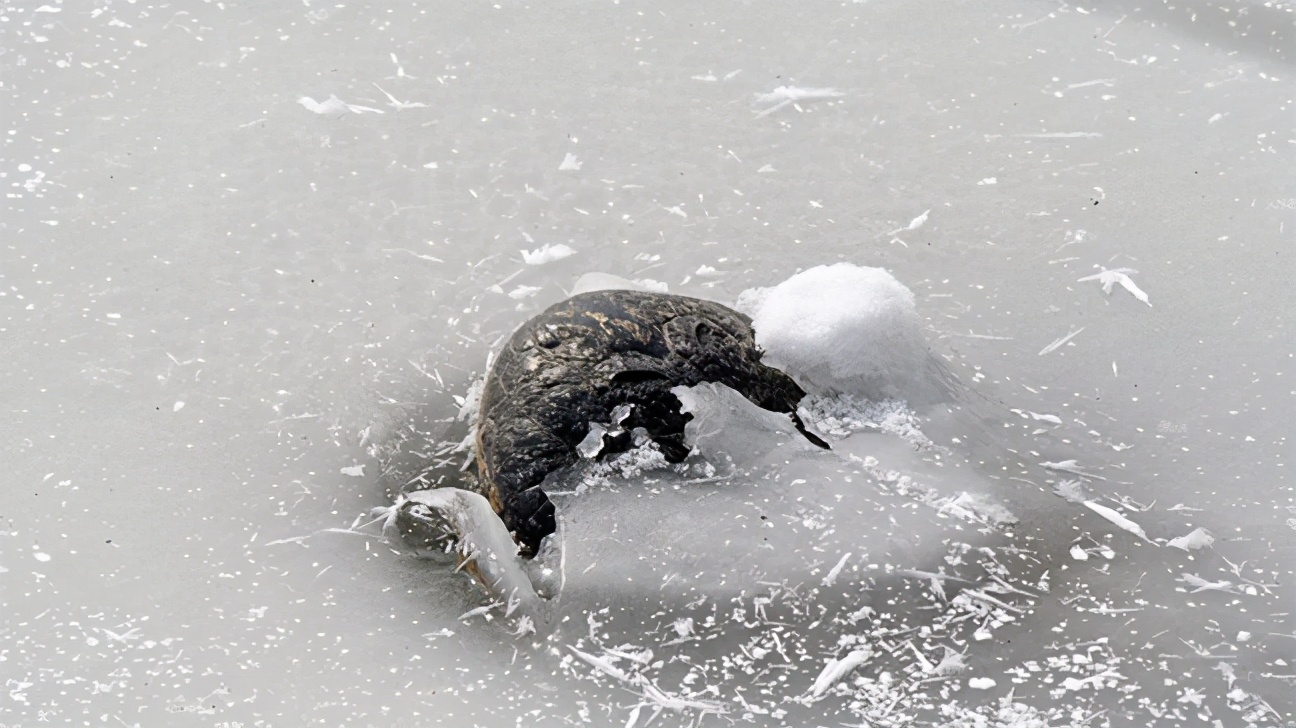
[3,1,1293,726]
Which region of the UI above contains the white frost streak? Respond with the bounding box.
[821,552,851,586]
[808,648,872,697]
[1083,500,1153,543]
[1038,327,1085,356]
[754,86,844,117]
[754,85,844,105]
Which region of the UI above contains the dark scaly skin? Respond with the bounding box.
[476,290,828,555]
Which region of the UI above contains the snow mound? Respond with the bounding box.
[737,264,948,404]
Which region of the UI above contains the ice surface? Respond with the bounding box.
[738,264,949,404]
[570,272,669,295]
[672,381,809,462]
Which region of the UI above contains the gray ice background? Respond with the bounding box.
[2,0,1293,726]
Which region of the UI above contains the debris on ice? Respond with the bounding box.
[754,86,844,117]
[888,209,930,236]
[754,85,844,105]
[1052,478,1092,503]
[798,394,933,449]
[521,243,576,265]
[372,82,429,109]
[559,153,582,171]
[297,94,385,115]
[1078,267,1151,306]
[1041,459,1105,480]
[1082,500,1153,543]
[1038,327,1084,356]
[507,285,542,299]
[1179,573,1237,593]
[821,552,851,586]
[1167,527,1215,552]
[808,648,873,697]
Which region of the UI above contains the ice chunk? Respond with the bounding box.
[577,422,608,459]
[297,94,384,115]
[521,243,576,265]
[1167,527,1215,551]
[570,272,668,295]
[738,264,948,403]
[673,382,803,461]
